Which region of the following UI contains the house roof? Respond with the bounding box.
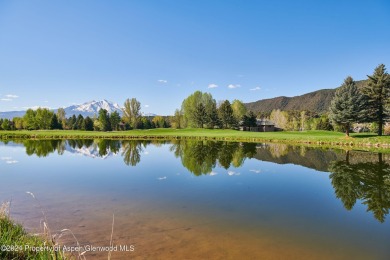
[256,119,274,126]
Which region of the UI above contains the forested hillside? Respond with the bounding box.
[245,80,368,114]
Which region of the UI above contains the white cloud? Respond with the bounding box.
[228,84,241,89]
[249,169,261,173]
[6,160,18,164]
[22,106,51,110]
[158,176,167,180]
[227,171,240,176]
[158,79,167,83]
[208,83,218,89]
[1,157,18,164]
[210,171,218,176]
[143,151,149,155]
[1,98,12,101]
[250,87,261,91]
[144,104,149,108]
[5,94,18,98]
[44,100,49,103]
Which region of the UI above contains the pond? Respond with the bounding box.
[0,139,389,259]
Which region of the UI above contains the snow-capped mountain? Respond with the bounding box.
[64,141,118,159]
[63,99,123,117]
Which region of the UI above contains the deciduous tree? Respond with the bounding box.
[56,108,66,129]
[98,109,112,131]
[231,99,247,123]
[122,98,141,129]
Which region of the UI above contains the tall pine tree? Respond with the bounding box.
[329,76,367,136]
[362,64,390,136]
[218,100,235,129]
[194,103,207,128]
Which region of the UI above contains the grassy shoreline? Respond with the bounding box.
[1,129,390,149]
[0,203,68,260]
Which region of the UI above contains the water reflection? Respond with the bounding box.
[3,139,390,222]
[122,141,145,166]
[23,139,65,157]
[329,151,390,223]
[170,140,257,175]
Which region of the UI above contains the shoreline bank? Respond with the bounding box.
[1,129,390,151]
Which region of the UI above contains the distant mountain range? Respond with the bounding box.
[0,100,157,119]
[244,80,368,114]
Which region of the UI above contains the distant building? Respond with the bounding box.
[239,119,275,132]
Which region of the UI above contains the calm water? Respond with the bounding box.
[0,139,389,259]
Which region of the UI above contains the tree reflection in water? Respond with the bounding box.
[10,138,390,222]
[121,140,144,166]
[170,140,257,176]
[329,151,390,223]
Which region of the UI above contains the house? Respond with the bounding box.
[239,119,275,132]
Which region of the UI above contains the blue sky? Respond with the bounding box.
[0,0,389,115]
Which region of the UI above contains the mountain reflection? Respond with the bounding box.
[329,151,390,223]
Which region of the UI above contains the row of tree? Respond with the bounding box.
[269,110,333,131]
[0,98,171,131]
[171,91,256,129]
[329,64,390,136]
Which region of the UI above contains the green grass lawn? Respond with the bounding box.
[1,129,390,148]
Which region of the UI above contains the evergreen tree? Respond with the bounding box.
[242,111,257,127]
[137,118,144,129]
[68,115,77,130]
[218,100,235,129]
[109,111,121,131]
[362,64,390,136]
[329,76,367,136]
[194,103,206,128]
[205,100,219,128]
[50,114,61,129]
[75,114,84,130]
[141,117,152,129]
[83,116,94,131]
